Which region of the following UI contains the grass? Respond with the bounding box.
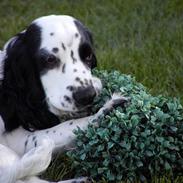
[0,0,182,182]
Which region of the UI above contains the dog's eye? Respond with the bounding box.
[85,53,93,61]
[44,55,60,69]
[46,55,57,63]
[79,43,96,68]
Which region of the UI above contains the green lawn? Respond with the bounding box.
[0,0,182,182]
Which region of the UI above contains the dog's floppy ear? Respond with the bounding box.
[85,29,97,69]
[74,20,97,69]
[0,24,60,132]
[74,19,94,45]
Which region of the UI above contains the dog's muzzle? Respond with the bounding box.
[73,86,96,106]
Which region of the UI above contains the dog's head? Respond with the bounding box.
[0,15,102,131]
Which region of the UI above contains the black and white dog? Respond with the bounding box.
[0,15,127,183]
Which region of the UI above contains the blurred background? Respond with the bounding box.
[0,0,182,102]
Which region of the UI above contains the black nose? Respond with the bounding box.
[73,86,96,106]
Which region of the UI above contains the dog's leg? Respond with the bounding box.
[1,141,92,183]
[0,138,54,183]
[0,144,19,183]
[5,94,128,156]
[0,144,92,183]
[16,176,92,183]
[16,137,54,180]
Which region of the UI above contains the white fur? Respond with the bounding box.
[34,15,102,113]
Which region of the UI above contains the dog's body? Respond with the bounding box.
[0,15,127,183]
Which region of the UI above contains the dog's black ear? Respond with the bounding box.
[85,30,97,69]
[74,20,97,69]
[74,20,94,45]
[0,24,60,132]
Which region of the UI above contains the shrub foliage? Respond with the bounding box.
[67,70,183,182]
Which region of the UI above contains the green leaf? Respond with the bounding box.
[98,145,104,151]
[107,142,114,149]
[107,170,115,181]
[170,126,178,132]
[140,143,145,149]
[136,160,143,167]
[165,161,171,170]
[146,150,153,157]
[80,153,86,160]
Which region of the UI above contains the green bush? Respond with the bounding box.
[67,70,183,182]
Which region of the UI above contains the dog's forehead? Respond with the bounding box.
[33,15,80,49]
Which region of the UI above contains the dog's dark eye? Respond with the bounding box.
[84,53,94,68]
[46,55,57,63]
[38,49,60,73]
[38,49,57,65]
[44,54,60,70]
[45,55,60,69]
[85,53,93,61]
[79,43,94,68]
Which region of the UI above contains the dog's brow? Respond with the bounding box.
[67,35,74,47]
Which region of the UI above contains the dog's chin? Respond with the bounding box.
[48,102,92,121]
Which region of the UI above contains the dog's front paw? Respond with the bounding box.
[104,93,130,110]
[91,93,130,123]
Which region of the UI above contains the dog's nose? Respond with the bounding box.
[73,86,96,106]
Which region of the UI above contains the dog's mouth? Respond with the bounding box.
[58,105,93,122]
[48,98,93,121]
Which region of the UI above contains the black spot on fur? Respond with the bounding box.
[25,139,28,147]
[34,140,37,147]
[61,43,66,50]
[64,95,72,104]
[71,50,77,63]
[61,102,65,107]
[52,47,59,53]
[50,32,54,36]
[67,86,74,91]
[89,79,93,85]
[75,33,79,38]
[46,130,49,133]
[32,136,36,141]
[73,69,77,72]
[80,80,84,86]
[53,130,56,133]
[62,63,66,73]
[75,77,81,82]
[69,121,73,125]
[84,79,89,85]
